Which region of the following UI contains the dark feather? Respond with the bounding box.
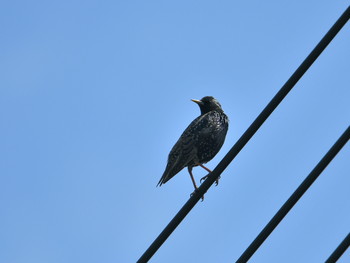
[157,96,229,187]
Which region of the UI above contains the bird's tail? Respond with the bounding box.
[157,164,181,187]
[157,152,184,186]
[157,170,170,187]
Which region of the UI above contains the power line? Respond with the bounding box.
[236,126,350,263]
[137,6,350,263]
[325,233,350,263]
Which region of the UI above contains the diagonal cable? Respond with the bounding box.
[137,6,350,263]
[236,126,350,263]
[325,233,350,263]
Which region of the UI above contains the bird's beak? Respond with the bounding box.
[191,99,204,105]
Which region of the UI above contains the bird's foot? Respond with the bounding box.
[200,175,207,183]
[215,176,221,186]
[200,175,221,186]
[190,188,204,201]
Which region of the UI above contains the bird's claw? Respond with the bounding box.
[200,175,207,183]
[215,176,221,186]
[200,175,221,186]
[190,189,204,201]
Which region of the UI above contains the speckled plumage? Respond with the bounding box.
[157,96,229,188]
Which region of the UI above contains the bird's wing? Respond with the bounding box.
[157,115,206,186]
[157,135,197,186]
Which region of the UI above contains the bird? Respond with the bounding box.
[157,96,229,199]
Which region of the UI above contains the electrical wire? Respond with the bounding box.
[137,6,350,263]
[325,233,350,263]
[236,126,350,262]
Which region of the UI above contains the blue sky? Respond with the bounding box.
[1,1,349,262]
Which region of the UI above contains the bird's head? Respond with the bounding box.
[191,96,223,115]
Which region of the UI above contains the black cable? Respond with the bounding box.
[325,233,350,263]
[236,126,350,262]
[137,6,350,263]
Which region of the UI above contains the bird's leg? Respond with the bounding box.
[198,163,220,186]
[198,163,212,173]
[188,166,198,189]
[188,167,204,201]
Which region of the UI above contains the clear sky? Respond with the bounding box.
[1,1,349,263]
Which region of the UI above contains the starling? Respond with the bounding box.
[157,96,229,198]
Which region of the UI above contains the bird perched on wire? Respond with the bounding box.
[157,96,229,199]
